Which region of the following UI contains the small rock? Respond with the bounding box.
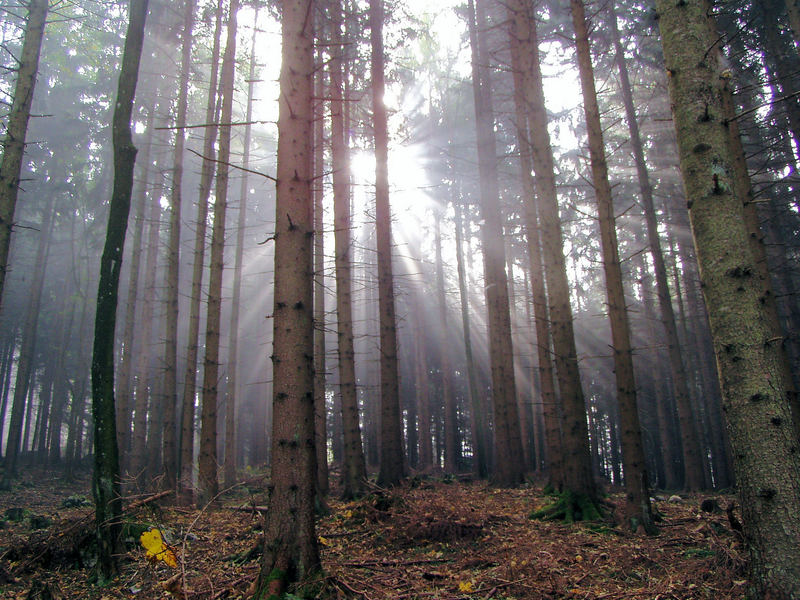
[668,495,683,503]
[700,498,722,513]
[29,514,52,530]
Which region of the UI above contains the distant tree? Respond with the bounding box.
[162,0,196,492]
[91,0,149,581]
[253,0,320,595]
[179,0,224,503]
[467,0,524,487]
[330,0,367,499]
[656,0,800,595]
[0,0,48,311]
[198,0,239,507]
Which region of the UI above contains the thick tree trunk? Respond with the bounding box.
[467,0,524,487]
[179,0,223,503]
[254,0,320,595]
[656,0,800,595]
[787,0,800,44]
[91,0,148,581]
[162,0,196,493]
[330,0,366,499]
[198,0,238,507]
[0,0,48,310]
[371,0,405,487]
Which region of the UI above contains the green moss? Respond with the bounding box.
[530,490,603,523]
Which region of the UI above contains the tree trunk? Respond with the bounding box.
[656,0,800,594]
[312,34,329,496]
[116,108,154,469]
[0,0,48,310]
[179,0,224,503]
[467,0,524,487]
[224,5,256,494]
[161,0,196,493]
[198,0,238,507]
[254,0,320,595]
[506,0,562,486]
[569,0,654,529]
[91,0,148,581]
[787,0,800,44]
[609,0,704,491]
[330,0,366,499]
[453,197,487,478]
[370,0,405,487]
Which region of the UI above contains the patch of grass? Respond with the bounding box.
[683,547,715,559]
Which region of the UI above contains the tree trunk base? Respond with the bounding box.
[530,490,604,523]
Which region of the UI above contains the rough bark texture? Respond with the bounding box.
[179,0,223,503]
[371,0,405,487]
[254,0,320,595]
[91,0,149,581]
[656,0,800,596]
[787,0,800,45]
[330,0,366,499]
[570,0,654,530]
[0,0,48,311]
[198,0,238,507]
[467,0,524,487]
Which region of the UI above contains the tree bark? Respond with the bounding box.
[91,0,148,581]
[656,0,800,594]
[0,0,48,310]
[254,0,320,595]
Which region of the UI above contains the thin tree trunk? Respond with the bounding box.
[610,0,704,491]
[198,0,238,507]
[179,0,223,503]
[330,0,366,499]
[656,0,800,594]
[0,0,48,309]
[312,33,329,496]
[453,197,487,478]
[91,0,148,581]
[255,0,320,593]
[161,0,196,493]
[224,5,256,494]
[116,109,154,469]
[467,0,524,487]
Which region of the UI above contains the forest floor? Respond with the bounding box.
[0,468,748,599]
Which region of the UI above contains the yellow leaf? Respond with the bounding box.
[140,528,178,568]
[344,510,353,519]
[318,536,331,547]
[458,581,474,593]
